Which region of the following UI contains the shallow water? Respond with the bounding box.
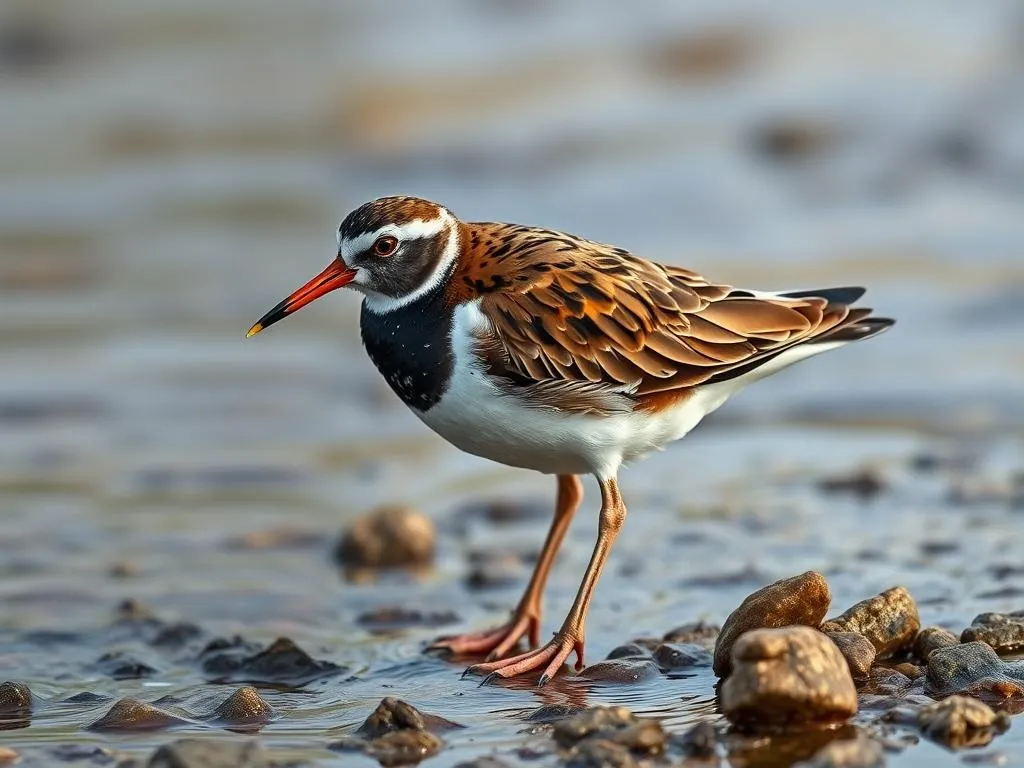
[2,0,1024,765]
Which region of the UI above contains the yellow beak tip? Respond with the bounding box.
[246,323,263,338]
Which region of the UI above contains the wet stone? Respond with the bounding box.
[913,626,959,661]
[578,658,660,683]
[917,696,1011,749]
[816,468,887,500]
[565,740,636,768]
[365,730,443,768]
[552,706,665,755]
[357,606,459,632]
[201,636,343,686]
[653,642,712,670]
[0,682,31,713]
[821,586,920,659]
[827,632,875,682]
[335,504,435,570]
[674,720,717,759]
[150,621,204,649]
[925,641,1024,700]
[465,551,527,591]
[794,736,885,768]
[87,698,188,731]
[39,744,125,765]
[605,642,653,660]
[146,738,267,768]
[524,703,588,723]
[663,620,720,648]
[961,612,1024,654]
[720,626,858,728]
[356,697,463,739]
[206,687,275,727]
[864,667,913,696]
[94,651,157,680]
[713,570,832,677]
[751,119,837,162]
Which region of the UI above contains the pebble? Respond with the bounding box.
[365,730,443,767]
[662,620,720,648]
[87,698,189,731]
[578,658,660,683]
[917,696,1011,749]
[713,571,832,677]
[201,636,344,686]
[605,642,654,660]
[357,606,459,631]
[674,720,717,759]
[913,626,960,661]
[794,736,885,768]
[205,687,275,728]
[551,706,666,755]
[821,587,920,658]
[826,632,876,682]
[0,681,31,713]
[335,504,435,571]
[524,703,588,723]
[94,650,157,680]
[816,468,887,500]
[652,642,713,670]
[355,697,463,738]
[565,740,636,768]
[961,612,1024,654]
[925,641,1024,699]
[720,626,858,728]
[146,738,267,768]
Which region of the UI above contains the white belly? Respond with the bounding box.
[412,302,730,479]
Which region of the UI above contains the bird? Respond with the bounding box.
[246,195,893,685]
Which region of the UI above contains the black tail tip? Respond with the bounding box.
[827,317,895,342]
[781,286,867,305]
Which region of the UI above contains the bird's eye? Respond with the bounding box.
[373,235,399,256]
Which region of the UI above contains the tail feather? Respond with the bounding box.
[780,285,866,305]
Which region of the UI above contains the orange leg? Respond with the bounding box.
[466,477,626,685]
[429,475,583,660]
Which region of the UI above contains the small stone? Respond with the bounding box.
[578,659,659,684]
[335,504,434,570]
[552,706,663,753]
[565,740,636,768]
[821,587,920,658]
[816,468,887,500]
[356,697,462,738]
[662,620,720,648]
[720,626,858,728]
[365,730,442,767]
[465,551,526,591]
[94,651,157,680]
[713,571,832,677]
[606,643,653,660]
[865,667,913,696]
[0,681,31,712]
[150,622,204,649]
[356,606,459,631]
[917,696,1011,749]
[751,119,836,162]
[826,632,876,682]
[926,642,1024,699]
[206,687,275,727]
[653,642,712,670]
[794,736,885,768]
[675,720,717,759]
[88,698,188,731]
[147,738,267,767]
[961,612,1024,654]
[201,636,343,686]
[914,627,959,661]
[524,703,588,723]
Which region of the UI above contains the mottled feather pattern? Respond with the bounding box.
[448,222,873,414]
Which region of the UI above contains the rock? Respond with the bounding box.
[720,626,858,728]
[962,612,1024,654]
[147,738,267,767]
[713,571,832,677]
[453,758,514,768]
[565,740,636,768]
[365,730,443,767]
[453,498,550,527]
[355,697,462,738]
[578,658,659,683]
[87,698,189,731]
[674,720,717,759]
[150,622,204,649]
[662,620,720,648]
[605,643,653,660]
[826,632,875,682]
[335,504,434,570]
[465,551,526,591]
[913,627,959,661]
[201,637,343,686]
[552,706,665,754]
[864,667,913,696]
[820,587,920,658]
[925,642,1024,700]
[356,606,459,632]
[652,642,712,670]
[0,681,31,713]
[751,119,837,162]
[94,651,157,680]
[816,468,887,500]
[205,687,275,727]
[917,696,1011,749]
[524,703,588,723]
[794,736,885,767]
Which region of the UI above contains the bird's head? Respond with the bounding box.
[247,196,458,337]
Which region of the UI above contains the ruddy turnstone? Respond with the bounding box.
[247,195,893,684]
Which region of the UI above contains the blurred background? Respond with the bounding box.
[2,0,1024,763]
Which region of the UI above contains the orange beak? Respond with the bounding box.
[246,258,357,337]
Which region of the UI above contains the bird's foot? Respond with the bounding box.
[428,612,539,661]
[465,631,584,686]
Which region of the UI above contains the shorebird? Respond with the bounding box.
[247,196,893,685]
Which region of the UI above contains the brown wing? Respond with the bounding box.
[450,222,871,413]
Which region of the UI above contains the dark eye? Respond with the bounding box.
[373,235,398,256]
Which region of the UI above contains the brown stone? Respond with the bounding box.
[794,736,885,767]
[913,626,959,661]
[206,686,275,727]
[720,626,857,728]
[88,698,188,731]
[918,696,1011,749]
[821,586,920,658]
[826,632,875,682]
[961,612,1024,654]
[713,571,832,677]
[925,641,1024,701]
[335,504,435,570]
